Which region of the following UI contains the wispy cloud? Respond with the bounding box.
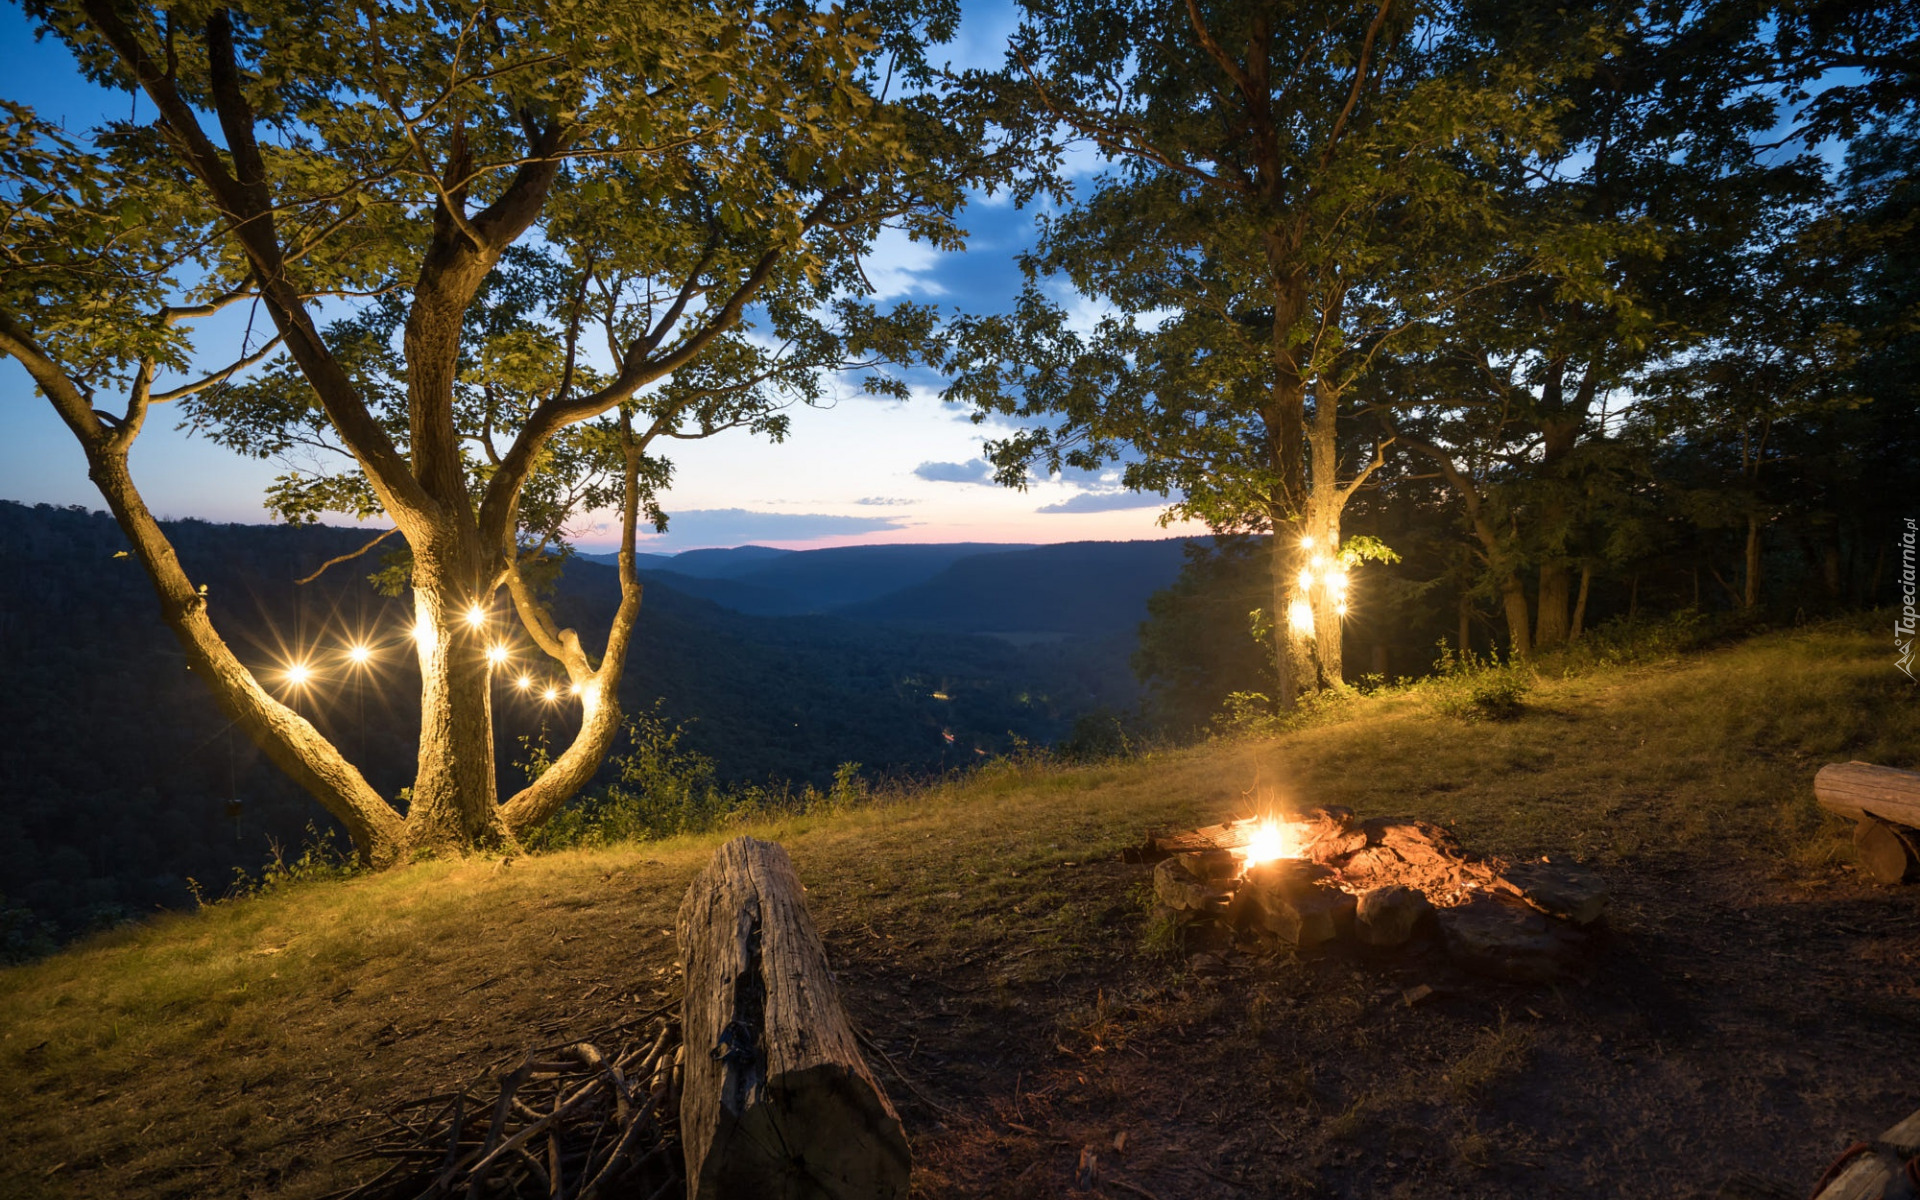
[853,496,917,506]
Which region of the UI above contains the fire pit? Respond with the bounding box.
[1134,807,1608,983]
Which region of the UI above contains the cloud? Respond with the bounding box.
[1036,490,1171,514]
[863,226,947,302]
[853,496,917,506]
[912,459,994,484]
[619,508,908,550]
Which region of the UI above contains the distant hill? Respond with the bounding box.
[580,544,793,579]
[0,503,1140,942]
[580,542,1035,615]
[840,539,1198,636]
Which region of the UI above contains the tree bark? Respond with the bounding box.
[1535,561,1571,649]
[1743,512,1762,609]
[678,837,910,1199]
[1569,564,1592,641]
[403,571,511,851]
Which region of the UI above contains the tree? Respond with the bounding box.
[946,0,1567,707]
[1,0,974,861]
[1375,0,1822,650]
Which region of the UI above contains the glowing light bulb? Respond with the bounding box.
[1286,599,1315,636]
[486,644,509,666]
[465,604,486,628]
[1296,567,1315,592]
[1300,535,1316,550]
[515,674,532,691]
[1324,569,1346,594]
[1336,601,1349,618]
[347,643,372,665]
[542,686,559,702]
[285,662,312,686]
[1310,553,1327,571]
[568,681,583,697]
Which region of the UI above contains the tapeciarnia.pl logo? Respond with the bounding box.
[1899,517,1917,681]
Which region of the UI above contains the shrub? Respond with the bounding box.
[1420,642,1532,722]
[524,703,873,851]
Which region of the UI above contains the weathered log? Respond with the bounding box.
[677,836,909,1200]
[1812,1103,1920,1200]
[1815,761,1920,830]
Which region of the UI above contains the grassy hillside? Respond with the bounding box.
[2,620,1916,1199]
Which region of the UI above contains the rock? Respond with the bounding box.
[1437,893,1588,983]
[1188,951,1229,977]
[1154,855,1233,913]
[1178,848,1243,882]
[1239,861,1355,949]
[1402,983,1437,1007]
[1498,861,1609,925]
[1354,885,1433,947]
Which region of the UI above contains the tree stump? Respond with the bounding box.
[1852,818,1920,885]
[677,836,910,1200]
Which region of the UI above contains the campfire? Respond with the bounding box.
[1134,805,1608,983]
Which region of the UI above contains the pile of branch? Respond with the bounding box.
[326,1009,684,1200]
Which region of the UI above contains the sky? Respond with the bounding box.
[0,3,1189,553]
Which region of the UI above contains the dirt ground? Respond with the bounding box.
[846,853,1920,1199]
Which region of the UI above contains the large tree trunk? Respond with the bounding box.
[1501,575,1532,658]
[678,837,910,1199]
[404,570,511,851]
[1569,564,1592,641]
[1270,533,1312,710]
[1534,561,1571,649]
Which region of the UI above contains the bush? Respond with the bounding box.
[523,703,871,851]
[1420,643,1532,722]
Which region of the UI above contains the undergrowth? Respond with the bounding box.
[522,703,873,851]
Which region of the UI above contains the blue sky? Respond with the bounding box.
[0,3,1187,552]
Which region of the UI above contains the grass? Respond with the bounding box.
[2,615,1918,1198]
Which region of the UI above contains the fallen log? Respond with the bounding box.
[677,836,910,1200]
[1812,1103,1920,1200]
[1815,762,1920,884]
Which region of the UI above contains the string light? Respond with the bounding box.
[465,604,486,629]
[1300,535,1315,550]
[515,674,532,691]
[542,686,559,702]
[1295,567,1314,591]
[285,661,312,686]
[486,644,509,666]
[347,643,372,665]
[568,681,583,696]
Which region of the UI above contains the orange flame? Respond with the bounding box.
[1242,817,1302,868]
